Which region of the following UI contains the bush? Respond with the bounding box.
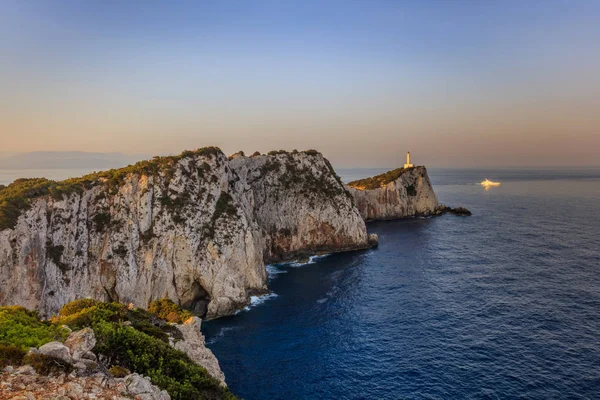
[54,302,128,330]
[0,344,26,368]
[0,306,68,349]
[58,298,99,317]
[93,320,234,399]
[22,353,73,375]
[148,299,192,324]
[109,365,130,378]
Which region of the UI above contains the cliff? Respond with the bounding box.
[346,166,438,220]
[0,148,369,318]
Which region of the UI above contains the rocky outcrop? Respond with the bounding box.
[173,317,226,385]
[1,368,169,400]
[432,205,472,216]
[0,148,369,318]
[347,166,438,220]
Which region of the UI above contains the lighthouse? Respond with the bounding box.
[404,152,414,169]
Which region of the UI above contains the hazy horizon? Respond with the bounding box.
[2,1,599,168]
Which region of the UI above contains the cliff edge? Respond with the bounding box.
[346,166,438,220]
[0,148,369,318]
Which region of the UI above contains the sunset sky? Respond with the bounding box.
[1,0,599,167]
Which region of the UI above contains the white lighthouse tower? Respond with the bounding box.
[404,152,414,169]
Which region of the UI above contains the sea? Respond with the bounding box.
[202,167,600,399]
[3,167,600,399]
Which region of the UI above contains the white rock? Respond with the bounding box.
[65,327,96,360]
[38,341,72,363]
[125,373,154,395]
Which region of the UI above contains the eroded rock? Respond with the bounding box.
[174,317,226,385]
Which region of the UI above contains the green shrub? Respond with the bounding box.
[108,365,130,378]
[58,298,99,317]
[148,299,192,324]
[93,320,234,399]
[0,306,68,349]
[54,302,128,330]
[0,344,26,368]
[22,353,73,375]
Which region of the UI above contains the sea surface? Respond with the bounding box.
[203,167,600,399]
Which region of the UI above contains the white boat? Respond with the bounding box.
[481,178,501,187]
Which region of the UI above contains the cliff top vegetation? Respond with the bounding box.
[347,167,416,190]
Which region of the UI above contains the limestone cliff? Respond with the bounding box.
[346,166,438,220]
[0,148,369,318]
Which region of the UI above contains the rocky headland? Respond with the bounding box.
[0,148,370,319]
[346,166,470,220]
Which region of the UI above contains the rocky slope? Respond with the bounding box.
[0,148,369,318]
[346,166,439,220]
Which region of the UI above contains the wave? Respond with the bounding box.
[266,264,288,279]
[234,292,279,316]
[289,254,331,267]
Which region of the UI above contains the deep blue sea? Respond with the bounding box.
[203,167,600,399]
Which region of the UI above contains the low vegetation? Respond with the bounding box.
[0,147,223,231]
[347,167,411,190]
[1,298,235,399]
[0,306,69,350]
[148,298,193,324]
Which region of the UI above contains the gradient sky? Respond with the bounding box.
[1,0,599,167]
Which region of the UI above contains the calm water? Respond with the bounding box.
[203,168,600,399]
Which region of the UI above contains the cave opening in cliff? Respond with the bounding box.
[182,280,211,318]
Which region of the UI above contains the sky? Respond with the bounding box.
[1,0,599,168]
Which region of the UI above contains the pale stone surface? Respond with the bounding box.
[0,150,368,319]
[65,328,96,360]
[347,166,439,220]
[174,316,226,385]
[38,341,72,363]
[0,370,169,400]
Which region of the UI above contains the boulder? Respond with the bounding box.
[38,341,71,363]
[65,327,96,360]
[368,233,379,248]
[124,373,170,400]
[450,206,472,216]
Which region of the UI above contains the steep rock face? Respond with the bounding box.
[347,166,438,220]
[0,149,368,318]
[229,151,369,262]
